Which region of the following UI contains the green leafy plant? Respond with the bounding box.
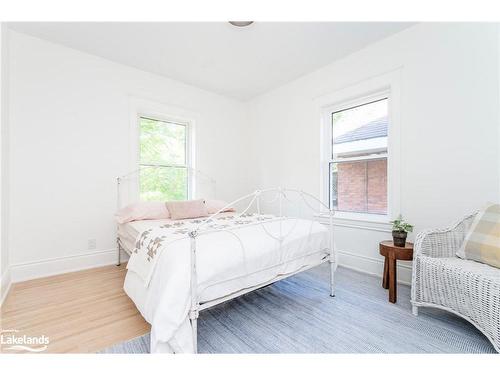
[390,215,414,233]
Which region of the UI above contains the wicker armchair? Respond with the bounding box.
[411,212,500,352]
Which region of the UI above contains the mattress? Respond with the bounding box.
[118,219,172,255]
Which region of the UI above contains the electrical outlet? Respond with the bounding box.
[88,239,97,250]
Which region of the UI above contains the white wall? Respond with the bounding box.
[6,31,251,281]
[248,23,500,283]
[4,24,500,286]
[1,24,11,304]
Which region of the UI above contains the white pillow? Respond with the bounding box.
[166,199,209,220]
[204,199,236,214]
[115,201,170,224]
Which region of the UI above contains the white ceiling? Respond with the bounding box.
[8,22,413,100]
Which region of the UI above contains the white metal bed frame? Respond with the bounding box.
[116,166,216,266]
[116,170,336,354]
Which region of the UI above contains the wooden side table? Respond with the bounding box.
[379,240,413,303]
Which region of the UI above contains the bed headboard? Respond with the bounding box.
[116,166,217,210]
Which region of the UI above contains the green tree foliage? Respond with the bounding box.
[139,117,188,201]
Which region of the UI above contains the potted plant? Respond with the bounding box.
[390,215,413,247]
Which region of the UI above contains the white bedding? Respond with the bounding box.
[122,215,330,353]
[118,212,237,255]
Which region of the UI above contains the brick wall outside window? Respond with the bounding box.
[337,159,387,214]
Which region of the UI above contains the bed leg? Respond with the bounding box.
[329,260,335,297]
[190,313,198,354]
[189,232,199,353]
[327,210,335,297]
[116,238,121,266]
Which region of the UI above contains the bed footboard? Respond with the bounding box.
[187,187,336,353]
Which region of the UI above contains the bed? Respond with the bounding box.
[116,175,336,353]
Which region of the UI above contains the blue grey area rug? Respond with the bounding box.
[100,265,496,353]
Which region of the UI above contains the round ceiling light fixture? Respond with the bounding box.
[228,21,254,27]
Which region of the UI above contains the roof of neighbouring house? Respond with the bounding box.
[334,116,388,144]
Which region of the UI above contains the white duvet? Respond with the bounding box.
[123,214,330,353]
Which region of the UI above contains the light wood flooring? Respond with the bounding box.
[0,264,150,353]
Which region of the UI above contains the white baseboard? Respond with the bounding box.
[338,249,412,286]
[6,247,409,291]
[0,266,12,306]
[10,248,130,283]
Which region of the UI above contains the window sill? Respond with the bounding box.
[314,212,392,233]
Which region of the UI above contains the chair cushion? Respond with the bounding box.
[425,257,500,284]
[457,203,500,269]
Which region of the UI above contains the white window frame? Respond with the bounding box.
[129,98,197,201]
[317,70,401,223]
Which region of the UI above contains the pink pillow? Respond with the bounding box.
[205,199,236,214]
[115,201,170,224]
[166,199,209,220]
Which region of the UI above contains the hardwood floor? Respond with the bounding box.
[0,264,150,353]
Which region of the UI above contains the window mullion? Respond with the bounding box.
[139,162,188,168]
[331,154,387,164]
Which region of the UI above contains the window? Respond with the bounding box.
[328,96,388,215]
[139,116,190,201]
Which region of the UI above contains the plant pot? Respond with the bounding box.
[392,230,407,247]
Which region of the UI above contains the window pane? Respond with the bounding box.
[334,158,387,214]
[366,159,388,214]
[329,96,388,215]
[140,117,186,165]
[139,167,188,201]
[332,98,388,159]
